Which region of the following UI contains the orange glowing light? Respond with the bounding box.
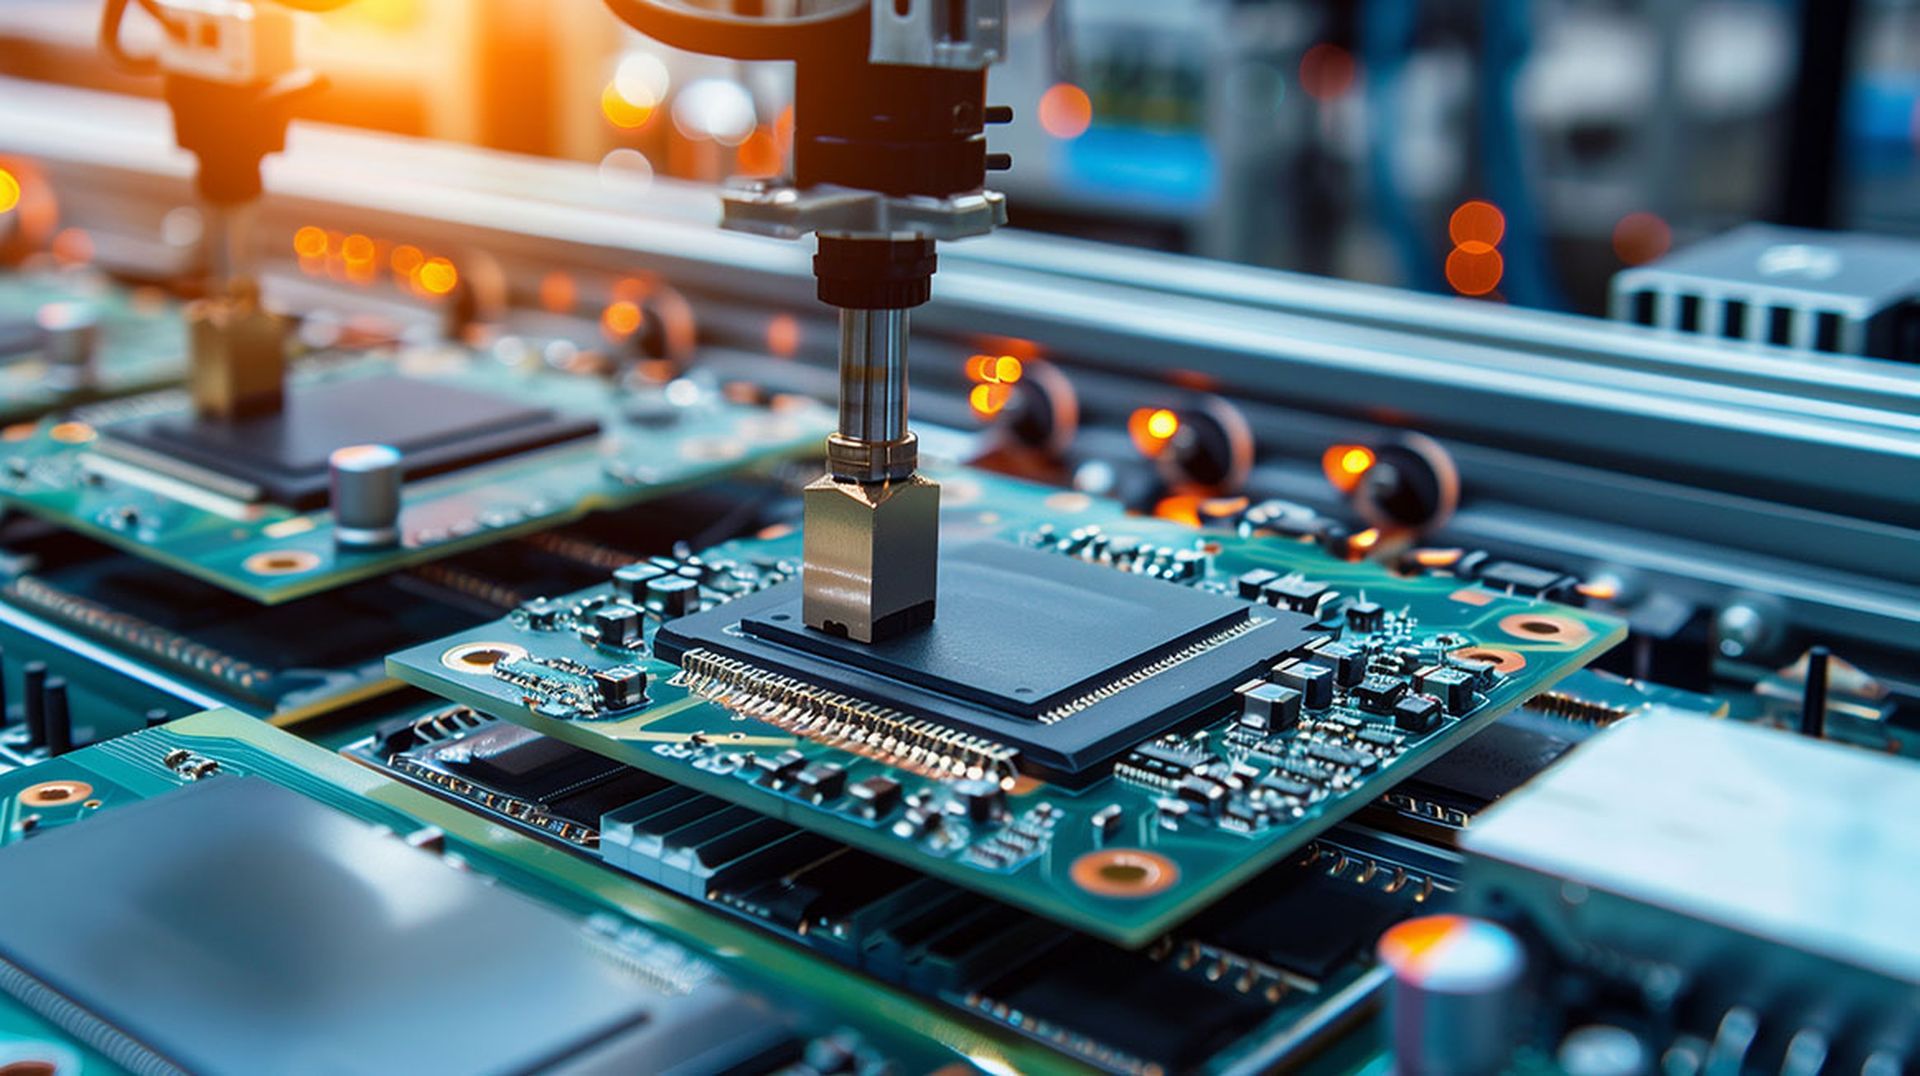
[601,82,654,129]
[1612,211,1672,266]
[1348,527,1381,554]
[1322,443,1376,491]
[991,355,1023,384]
[969,382,1012,418]
[390,244,424,275]
[766,314,801,358]
[964,353,992,381]
[1153,495,1204,528]
[602,299,642,338]
[1414,547,1465,568]
[416,257,458,295]
[539,272,576,314]
[1129,407,1180,456]
[0,168,18,214]
[1577,578,1620,602]
[51,228,93,266]
[1037,83,1093,140]
[341,234,376,266]
[736,125,781,178]
[1445,242,1503,297]
[1447,201,1506,247]
[292,225,327,258]
[1299,43,1357,101]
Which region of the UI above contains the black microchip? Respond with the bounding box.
[981,937,1273,1070]
[422,720,668,828]
[1192,869,1412,982]
[0,777,790,1076]
[656,543,1314,780]
[103,375,600,508]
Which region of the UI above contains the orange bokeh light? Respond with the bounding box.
[735,126,781,177]
[1146,408,1179,440]
[1322,443,1376,491]
[1612,211,1672,266]
[1445,242,1503,296]
[1037,83,1093,140]
[292,225,328,258]
[340,234,376,266]
[1448,201,1506,247]
[969,382,1012,419]
[601,82,654,129]
[416,257,458,295]
[0,168,19,214]
[390,244,424,276]
[539,272,576,314]
[1153,495,1204,528]
[766,313,801,358]
[602,299,642,338]
[1299,43,1357,101]
[1129,407,1180,456]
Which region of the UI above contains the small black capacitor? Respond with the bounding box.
[647,575,700,617]
[43,677,72,757]
[23,661,47,748]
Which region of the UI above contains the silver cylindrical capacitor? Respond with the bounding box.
[328,443,403,547]
[1377,913,1527,1076]
[35,301,99,387]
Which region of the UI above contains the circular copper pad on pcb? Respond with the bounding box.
[20,781,93,809]
[1449,646,1527,674]
[439,641,529,675]
[1497,613,1594,647]
[1071,849,1180,898]
[243,550,321,576]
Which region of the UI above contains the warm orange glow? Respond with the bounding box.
[292,225,328,258]
[612,277,649,302]
[1348,527,1381,554]
[1448,201,1506,247]
[991,355,1023,384]
[1322,443,1376,492]
[601,299,642,338]
[416,257,458,295]
[538,272,576,314]
[1414,547,1465,568]
[1200,496,1249,519]
[1129,407,1180,456]
[340,234,376,267]
[766,313,801,358]
[1299,43,1357,101]
[48,421,95,444]
[969,382,1012,419]
[1577,578,1620,602]
[1153,495,1204,528]
[736,125,781,177]
[964,354,992,381]
[601,82,654,129]
[0,168,18,214]
[51,228,93,266]
[1612,211,1672,266]
[1445,242,1503,296]
[390,244,423,275]
[1037,83,1093,140]
[775,105,795,158]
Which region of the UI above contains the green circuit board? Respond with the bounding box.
[0,709,1069,1076]
[0,271,185,423]
[388,466,1623,946]
[0,347,831,603]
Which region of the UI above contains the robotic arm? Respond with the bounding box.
[603,0,1012,643]
[98,0,346,420]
